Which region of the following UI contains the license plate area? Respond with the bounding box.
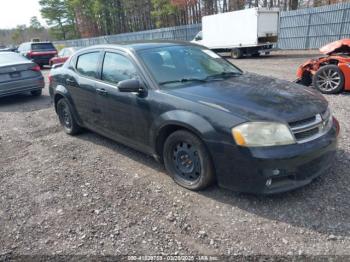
[10,72,21,78]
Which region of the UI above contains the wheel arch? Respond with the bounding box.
[151,110,216,160]
[53,87,83,126]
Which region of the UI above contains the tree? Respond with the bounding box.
[11,25,27,44]
[39,0,77,39]
[29,16,44,30]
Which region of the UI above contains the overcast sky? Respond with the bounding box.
[0,0,46,29]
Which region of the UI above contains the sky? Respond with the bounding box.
[0,0,46,29]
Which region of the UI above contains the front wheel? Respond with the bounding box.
[313,65,344,94]
[56,98,81,135]
[163,130,215,191]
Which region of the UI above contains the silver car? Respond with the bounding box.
[0,52,44,98]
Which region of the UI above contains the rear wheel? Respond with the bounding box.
[163,130,215,191]
[31,89,42,96]
[313,65,344,94]
[56,98,81,135]
[231,48,243,59]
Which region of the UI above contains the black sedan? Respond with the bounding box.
[49,42,339,194]
[0,52,44,98]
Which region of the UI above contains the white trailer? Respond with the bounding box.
[192,8,279,58]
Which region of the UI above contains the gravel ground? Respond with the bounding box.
[0,51,349,259]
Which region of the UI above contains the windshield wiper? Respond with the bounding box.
[159,78,207,86]
[205,71,242,80]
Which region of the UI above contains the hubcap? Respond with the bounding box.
[173,142,201,182]
[316,69,341,91]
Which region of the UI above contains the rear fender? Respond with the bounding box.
[54,85,84,126]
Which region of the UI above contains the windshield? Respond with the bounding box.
[138,45,242,88]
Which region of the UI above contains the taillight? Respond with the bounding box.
[27,51,33,58]
[31,65,41,72]
[48,75,53,84]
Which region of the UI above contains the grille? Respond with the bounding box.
[289,109,332,143]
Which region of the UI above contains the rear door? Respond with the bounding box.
[66,51,103,129]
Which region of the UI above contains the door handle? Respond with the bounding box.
[96,88,108,95]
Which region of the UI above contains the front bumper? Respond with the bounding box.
[206,122,338,194]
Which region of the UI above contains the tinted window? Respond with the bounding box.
[31,43,56,51]
[76,52,100,78]
[102,52,137,84]
[139,45,241,87]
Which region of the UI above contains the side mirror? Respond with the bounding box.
[117,79,143,93]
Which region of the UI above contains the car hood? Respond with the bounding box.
[319,39,350,55]
[164,73,328,123]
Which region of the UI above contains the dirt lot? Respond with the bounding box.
[1,51,349,259]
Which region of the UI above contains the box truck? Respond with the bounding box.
[191,8,279,58]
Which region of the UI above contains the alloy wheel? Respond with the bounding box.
[315,68,341,92]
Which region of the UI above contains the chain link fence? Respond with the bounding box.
[278,2,350,49]
[54,24,201,48]
[55,3,350,50]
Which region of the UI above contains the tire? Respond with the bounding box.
[31,89,42,96]
[231,48,243,59]
[56,98,81,135]
[163,130,215,191]
[313,65,344,94]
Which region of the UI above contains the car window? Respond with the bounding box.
[66,49,73,57]
[58,49,65,57]
[76,52,100,78]
[31,43,56,51]
[101,52,138,84]
[195,31,202,41]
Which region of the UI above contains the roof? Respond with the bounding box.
[80,40,194,52]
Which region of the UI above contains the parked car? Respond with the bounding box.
[49,42,339,194]
[18,41,57,68]
[49,47,81,67]
[296,39,350,94]
[0,47,16,52]
[0,52,44,98]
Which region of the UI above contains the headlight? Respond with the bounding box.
[232,122,296,147]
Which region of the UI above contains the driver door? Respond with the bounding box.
[94,51,153,150]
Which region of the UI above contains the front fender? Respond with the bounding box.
[150,110,218,150]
